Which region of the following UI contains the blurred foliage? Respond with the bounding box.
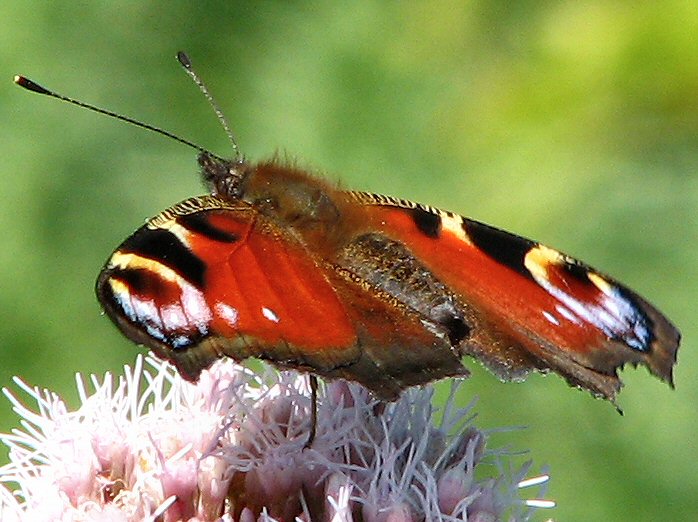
[1,2,696,520]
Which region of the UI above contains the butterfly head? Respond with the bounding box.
[198,152,252,201]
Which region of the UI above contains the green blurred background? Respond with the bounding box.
[1,2,696,520]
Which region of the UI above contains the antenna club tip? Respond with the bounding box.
[14,75,51,95]
[176,51,192,69]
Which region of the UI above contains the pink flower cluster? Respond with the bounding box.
[0,357,553,521]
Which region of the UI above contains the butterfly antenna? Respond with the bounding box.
[13,74,225,162]
[176,51,241,162]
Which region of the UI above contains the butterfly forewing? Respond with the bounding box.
[96,194,468,399]
[344,190,679,400]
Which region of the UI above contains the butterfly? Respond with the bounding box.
[15,53,680,409]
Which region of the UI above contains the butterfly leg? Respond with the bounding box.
[304,374,318,448]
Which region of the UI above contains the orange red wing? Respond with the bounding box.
[96,195,467,400]
[345,191,679,400]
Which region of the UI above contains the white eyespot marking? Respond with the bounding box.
[128,295,162,332]
[161,303,189,330]
[180,284,212,333]
[216,303,239,327]
[542,310,560,326]
[108,271,165,335]
[525,245,603,326]
[524,246,646,342]
[587,273,648,347]
[107,252,212,338]
[555,304,581,325]
[108,278,135,319]
[262,307,280,323]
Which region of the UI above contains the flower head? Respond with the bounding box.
[0,356,553,521]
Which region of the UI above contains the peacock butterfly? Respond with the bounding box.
[15,53,680,406]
